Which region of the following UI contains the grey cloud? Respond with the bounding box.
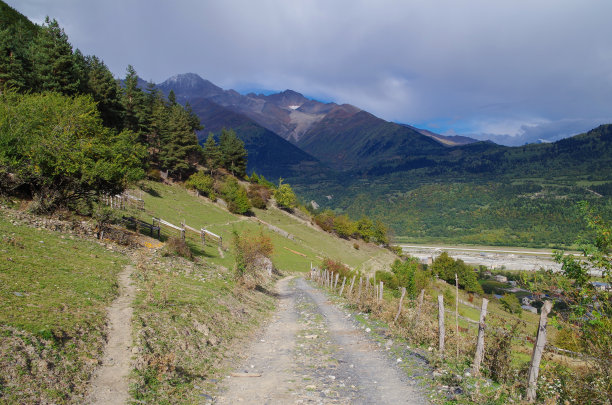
[6,0,612,139]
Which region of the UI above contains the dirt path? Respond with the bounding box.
[216,276,428,404]
[85,265,135,404]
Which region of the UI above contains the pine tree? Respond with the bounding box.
[202,132,222,172]
[121,65,146,133]
[219,128,247,177]
[0,24,30,91]
[167,89,177,106]
[158,104,201,180]
[29,17,80,95]
[82,55,124,129]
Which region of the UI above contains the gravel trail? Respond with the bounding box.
[216,276,428,404]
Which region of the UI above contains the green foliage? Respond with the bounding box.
[219,128,247,177]
[372,220,389,245]
[355,216,374,242]
[29,17,80,95]
[158,104,202,180]
[375,270,398,290]
[185,171,214,197]
[274,179,297,210]
[390,257,431,297]
[0,90,146,210]
[202,133,222,172]
[221,177,251,215]
[333,214,356,239]
[431,252,484,293]
[551,203,611,386]
[499,293,522,314]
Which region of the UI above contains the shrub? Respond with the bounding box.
[233,230,274,288]
[0,90,146,211]
[500,293,522,315]
[314,210,335,232]
[333,214,356,239]
[185,171,214,197]
[221,177,251,215]
[247,183,271,209]
[162,237,193,260]
[375,270,398,290]
[274,180,297,210]
[321,258,353,280]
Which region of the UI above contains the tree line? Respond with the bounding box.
[0,10,248,211]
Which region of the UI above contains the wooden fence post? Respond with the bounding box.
[348,275,356,295]
[438,295,445,355]
[472,298,489,376]
[379,281,384,304]
[334,273,339,290]
[455,273,459,359]
[339,276,347,296]
[358,277,363,300]
[526,301,553,402]
[394,287,407,323]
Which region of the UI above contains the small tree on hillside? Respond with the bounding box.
[274,179,297,210]
[202,133,222,173]
[219,128,247,177]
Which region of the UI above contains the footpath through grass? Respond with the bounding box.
[0,212,128,404]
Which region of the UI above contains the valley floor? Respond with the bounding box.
[399,244,567,272]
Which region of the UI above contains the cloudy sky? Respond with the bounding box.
[7,0,612,145]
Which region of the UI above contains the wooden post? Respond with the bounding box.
[438,295,445,355]
[394,287,407,323]
[339,276,347,296]
[379,281,383,304]
[417,289,425,310]
[526,301,553,402]
[334,273,339,290]
[348,275,356,295]
[472,298,489,376]
[455,273,459,359]
[358,277,363,300]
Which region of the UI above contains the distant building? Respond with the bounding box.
[483,271,492,278]
[591,281,611,291]
[509,280,517,287]
[493,275,508,283]
[521,305,538,314]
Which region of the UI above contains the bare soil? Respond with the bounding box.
[216,276,428,404]
[84,265,135,405]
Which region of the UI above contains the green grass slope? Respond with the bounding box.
[128,180,396,274]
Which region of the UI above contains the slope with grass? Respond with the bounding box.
[0,212,128,404]
[127,180,397,274]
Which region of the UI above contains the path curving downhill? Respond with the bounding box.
[216,276,428,404]
[85,265,135,405]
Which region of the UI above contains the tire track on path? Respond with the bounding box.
[216,276,427,404]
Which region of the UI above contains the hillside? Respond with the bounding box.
[0,177,397,403]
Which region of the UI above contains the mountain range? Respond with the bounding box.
[153,73,612,246]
